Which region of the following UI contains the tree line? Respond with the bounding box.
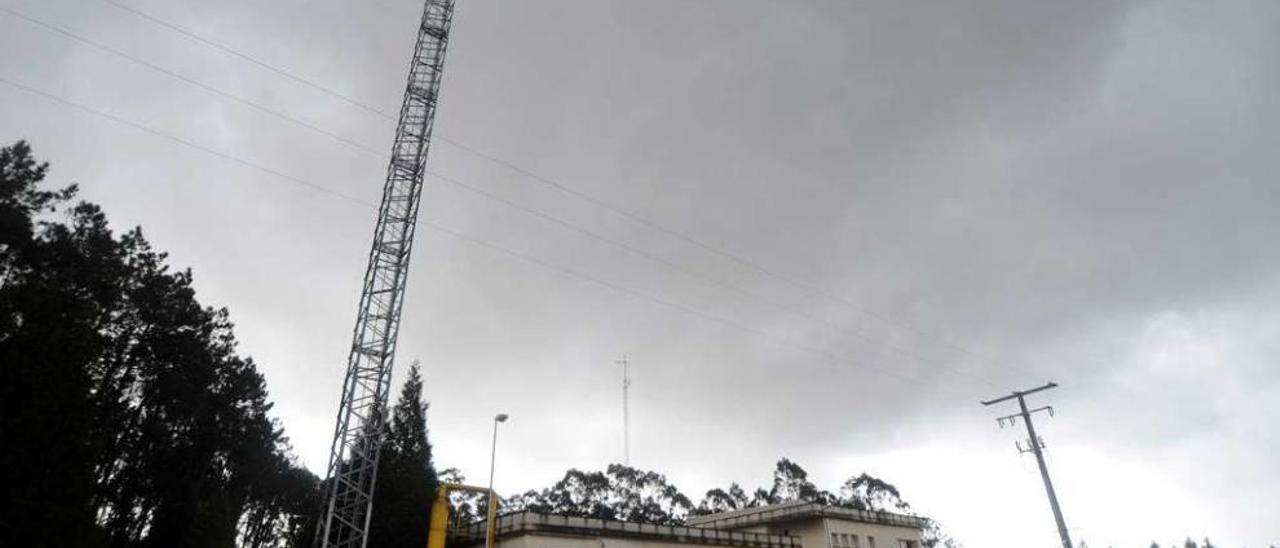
[0,141,438,548]
[495,458,914,523]
[435,458,957,548]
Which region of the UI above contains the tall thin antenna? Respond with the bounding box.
[616,355,630,466]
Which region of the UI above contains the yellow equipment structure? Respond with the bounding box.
[428,483,500,548]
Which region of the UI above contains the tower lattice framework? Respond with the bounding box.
[317,1,456,546]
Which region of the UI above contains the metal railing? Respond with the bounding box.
[687,502,925,530]
[451,511,803,548]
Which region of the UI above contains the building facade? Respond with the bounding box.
[688,501,924,548]
[455,501,923,548]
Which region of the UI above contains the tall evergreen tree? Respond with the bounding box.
[0,140,105,547]
[0,141,315,547]
[368,363,440,548]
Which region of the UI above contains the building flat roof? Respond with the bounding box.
[686,501,926,531]
[452,511,802,548]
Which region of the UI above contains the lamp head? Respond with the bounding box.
[495,413,509,423]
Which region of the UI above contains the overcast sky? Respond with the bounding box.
[3,0,1278,546]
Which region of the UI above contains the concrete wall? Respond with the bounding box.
[486,512,920,548]
[761,518,827,545]
[823,517,921,548]
[750,517,920,548]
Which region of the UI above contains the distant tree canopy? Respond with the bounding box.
[0,141,316,547]
[1148,538,1220,548]
[501,464,693,525]
[498,458,955,547]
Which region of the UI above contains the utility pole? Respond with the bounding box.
[616,355,630,466]
[982,382,1071,548]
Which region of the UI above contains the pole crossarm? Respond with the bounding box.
[995,405,1053,426]
[980,381,1058,406]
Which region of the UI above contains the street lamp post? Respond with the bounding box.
[486,413,509,548]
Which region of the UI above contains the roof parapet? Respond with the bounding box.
[687,501,926,530]
[451,511,803,548]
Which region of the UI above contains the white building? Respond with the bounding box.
[456,500,924,548]
[688,501,924,548]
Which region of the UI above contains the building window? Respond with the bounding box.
[840,534,851,548]
[851,536,861,548]
[868,537,876,548]
[897,541,916,548]
[831,533,840,548]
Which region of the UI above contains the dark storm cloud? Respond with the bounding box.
[2,0,1277,546]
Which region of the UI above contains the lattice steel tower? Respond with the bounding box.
[316,1,457,546]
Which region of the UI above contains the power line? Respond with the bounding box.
[4,2,997,388]
[88,0,1018,382]
[0,75,969,399]
[97,0,396,121]
[0,5,386,159]
[0,76,371,207]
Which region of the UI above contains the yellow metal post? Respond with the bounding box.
[428,483,499,548]
[485,494,498,548]
[427,488,450,548]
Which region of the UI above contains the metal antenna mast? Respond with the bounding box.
[316,1,457,546]
[616,356,630,466]
[982,382,1071,548]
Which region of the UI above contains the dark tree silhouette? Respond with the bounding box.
[695,483,751,515]
[504,456,956,548]
[764,458,829,505]
[368,362,440,548]
[0,141,315,548]
[503,465,691,525]
[837,473,910,512]
[1,140,103,547]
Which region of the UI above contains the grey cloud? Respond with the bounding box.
[2,0,1277,546]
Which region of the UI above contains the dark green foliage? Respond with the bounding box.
[695,483,751,515]
[504,459,963,548]
[504,458,933,538]
[0,141,315,547]
[1,141,104,547]
[503,465,692,526]
[368,363,440,548]
[605,464,694,524]
[836,473,910,512]
[763,458,828,505]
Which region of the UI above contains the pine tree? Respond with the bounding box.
[368,363,439,548]
[0,140,104,547]
[1,140,315,547]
